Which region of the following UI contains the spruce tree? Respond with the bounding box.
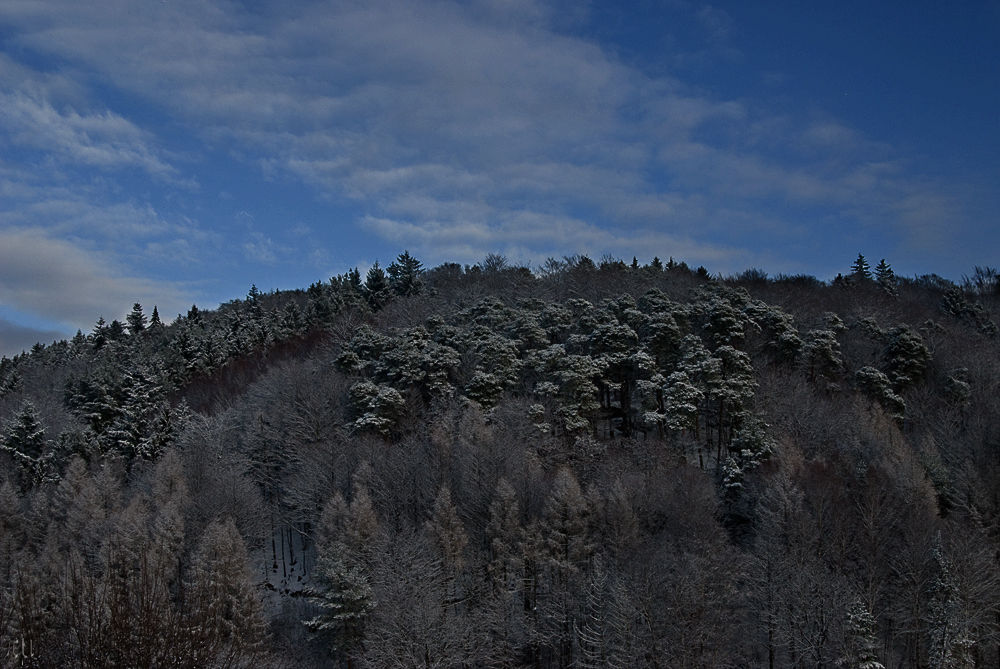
[303,542,375,659]
[2,402,51,489]
[874,259,897,296]
[91,316,109,351]
[363,262,392,311]
[387,250,424,297]
[851,254,872,282]
[126,303,147,336]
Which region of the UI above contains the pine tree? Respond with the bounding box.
[802,329,844,384]
[874,259,897,297]
[348,381,406,437]
[2,402,52,489]
[883,324,931,391]
[387,250,424,297]
[303,542,375,659]
[851,254,872,282]
[855,366,906,421]
[91,316,109,351]
[363,262,392,311]
[126,303,147,336]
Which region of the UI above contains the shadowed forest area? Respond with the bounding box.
[2,252,1000,668]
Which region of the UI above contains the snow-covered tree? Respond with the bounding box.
[188,518,267,661]
[839,601,884,669]
[855,366,906,422]
[883,324,931,391]
[303,541,375,659]
[2,401,53,489]
[927,544,974,669]
[803,328,843,384]
[348,381,406,437]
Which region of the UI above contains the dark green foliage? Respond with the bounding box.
[363,261,392,311]
[387,250,424,297]
[126,302,147,336]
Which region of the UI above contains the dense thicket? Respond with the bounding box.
[2,254,1000,668]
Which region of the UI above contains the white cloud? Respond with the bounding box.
[0,0,991,278]
[0,91,182,180]
[0,228,193,328]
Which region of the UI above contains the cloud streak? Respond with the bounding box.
[0,0,993,287]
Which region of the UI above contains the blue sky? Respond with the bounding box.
[0,0,997,355]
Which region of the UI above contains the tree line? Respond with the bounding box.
[1,252,1000,667]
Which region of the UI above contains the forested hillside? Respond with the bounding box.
[2,252,1000,668]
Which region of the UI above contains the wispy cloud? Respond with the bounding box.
[0,0,992,281]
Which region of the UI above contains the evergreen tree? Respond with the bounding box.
[3,402,46,461]
[851,254,872,282]
[70,329,88,352]
[802,328,844,384]
[149,305,163,328]
[348,381,406,437]
[363,262,392,311]
[303,542,375,659]
[387,250,424,297]
[883,324,931,391]
[106,319,126,342]
[126,303,147,336]
[855,366,906,422]
[839,601,884,669]
[2,402,52,489]
[91,316,109,351]
[874,259,897,297]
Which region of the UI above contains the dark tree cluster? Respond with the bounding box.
[1,252,1000,668]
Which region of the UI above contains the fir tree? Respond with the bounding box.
[874,259,897,297]
[126,303,147,336]
[363,262,392,311]
[851,254,872,282]
[303,542,376,659]
[2,402,52,489]
[91,316,109,351]
[387,250,424,297]
[839,601,884,669]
